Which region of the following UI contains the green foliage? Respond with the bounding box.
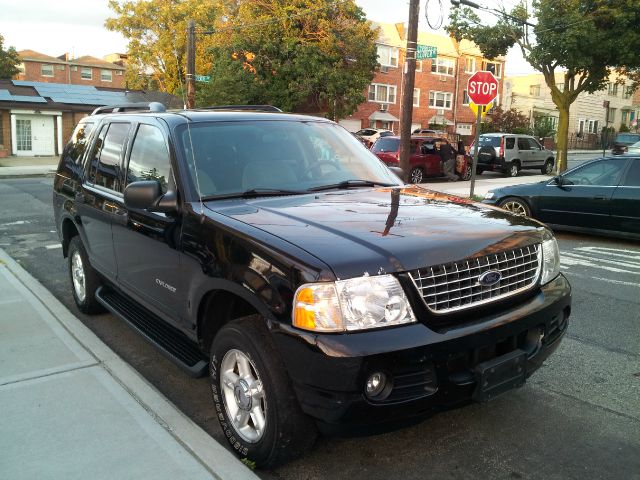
[0,34,20,80]
[533,116,556,138]
[619,124,630,133]
[106,0,218,94]
[481,106,531,134]
[447,0,640,171]
[198,0,379,116]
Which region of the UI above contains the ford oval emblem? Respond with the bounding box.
[478,270,502,287]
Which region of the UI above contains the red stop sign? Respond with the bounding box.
[467,71,499,105]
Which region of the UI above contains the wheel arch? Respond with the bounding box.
[61,217,79,258]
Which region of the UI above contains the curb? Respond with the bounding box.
[0,249,258,480]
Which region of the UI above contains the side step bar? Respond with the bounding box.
[96,286,208,377]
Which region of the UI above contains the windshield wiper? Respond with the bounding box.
[308,179,397,192]
[202,188,307,200]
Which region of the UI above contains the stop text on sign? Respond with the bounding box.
[467,70,499,106]
[468,81,497,97]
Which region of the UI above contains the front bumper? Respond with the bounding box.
[272,274,571,434]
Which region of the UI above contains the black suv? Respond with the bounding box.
[53,103,571,467]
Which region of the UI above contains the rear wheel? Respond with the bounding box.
[541,159,554,175]
[459,163,472,181]
[210,315,317,468]
[68,236,103,314]
[409,166,425,184]
[505,161,520,178]
[498,197,531,217]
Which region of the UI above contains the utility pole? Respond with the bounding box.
[186,19,196,109]
[399,0,420,183]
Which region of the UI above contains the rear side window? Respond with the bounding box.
[62,122,94,171]
[126,124,171,194]
[622,159,640,186]
[372,137,400,153]
[88,122,130,193]
[505,137,515,149]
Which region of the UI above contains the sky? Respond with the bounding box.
[0,0,533,74]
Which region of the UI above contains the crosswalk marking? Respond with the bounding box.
[559,244,640,278]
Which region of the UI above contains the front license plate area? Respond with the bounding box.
[472,349,527,402]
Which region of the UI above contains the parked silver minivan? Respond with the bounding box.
[476,133,555,177]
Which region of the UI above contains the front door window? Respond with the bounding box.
[16,119,32,151]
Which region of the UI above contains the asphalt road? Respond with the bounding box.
[1,176,638,480]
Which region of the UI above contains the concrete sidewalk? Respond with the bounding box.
[0,248,257,480]
[420,172,549,197]
[0,156,58,178]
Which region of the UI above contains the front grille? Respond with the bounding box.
[409,244,541,314]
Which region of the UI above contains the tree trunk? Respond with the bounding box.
[555,103,570,173]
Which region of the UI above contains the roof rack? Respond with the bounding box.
[90,102,166,116]
[199,105,282,113]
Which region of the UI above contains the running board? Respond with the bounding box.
[95,286,208,377]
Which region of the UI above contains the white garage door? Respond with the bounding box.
[338,119,362,132]
[14,114,55,156]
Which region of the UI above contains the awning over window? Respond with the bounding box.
[369,111,400,122]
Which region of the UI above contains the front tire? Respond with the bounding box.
[498,196,531,217]
[210,315,317,468]
[68,236,103,314]
[505,161,520,178]
[409,166,424,184]
[541,159,554,175]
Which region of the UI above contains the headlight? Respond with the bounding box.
[484,191,495,200]
[541,230,560,285]
[293,274,416,332]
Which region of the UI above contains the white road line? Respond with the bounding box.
[45,244,62,250]
[565,271,640,288]
[576,246,640,255]
[562,252,640,270]
[575,246,640,261]
[559,256,640,275]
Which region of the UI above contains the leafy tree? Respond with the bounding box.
[532,115,556,138]
[199,0,379,116]
[447,0,640,172]
[106,0,219,95]
[485,106,531,133]
[0,34,20,80]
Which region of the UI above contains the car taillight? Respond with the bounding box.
[499,137,505,158]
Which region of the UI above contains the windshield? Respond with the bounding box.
[371,137,400,153]
[478,136,501,147]
[177,120,402,198]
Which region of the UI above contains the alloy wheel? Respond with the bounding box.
[501,200,528,216]
[410,168,423,183]
[71,250,86,302]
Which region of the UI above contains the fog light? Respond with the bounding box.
[365,372,387,398]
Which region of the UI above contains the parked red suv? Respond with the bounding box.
[372,136,471,183]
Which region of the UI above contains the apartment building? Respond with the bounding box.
[339,22,505,142]
[15,50,126,89]
[503,72,639,136]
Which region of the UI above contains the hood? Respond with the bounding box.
[206,186,544,280]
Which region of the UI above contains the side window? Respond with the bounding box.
[90,122,130,193]
[126,124,171,194]
[87,125,107,182]
[505,137,515,149]
[563,159,627,186]
[527,138,542,150]
[622,159,640,187]
[517,138,530,150]
[62,122,94,170]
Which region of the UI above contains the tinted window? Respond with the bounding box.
[505,137,515,149]
[126,124,171,194]
[563,159,627,186]
[379,131,394,138]
[622,159,640,187]
[372,137,400,153]
[615,133,640,144]
[87,125,107,183]
[92,123,130,192]
[479,136,500,147]
[62,122,94,171]
[517,138,530,150]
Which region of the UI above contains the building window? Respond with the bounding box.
[608,82,618,96]
[529,84,541,96]
[116,70,123,76]
[556,83,564,92]
[377,44,399,68]
[71,66,78,71]
[428,91,453,109]
[608,107,616,122]
[465,57,475,73]
[415,61,422,72]
[101,69,113,82]
[368,83,397,103]
[622,110,629,125]
[41,64,54,77]
[81,67,92,80]
[623,86,633,99]
[56,65,65,71]
[413,88,420,107]
[431,57,455,76]
[483,61,502,78]
[16,119,32,151]
[462,89,470,105]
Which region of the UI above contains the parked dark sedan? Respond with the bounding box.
[483,156,640,239]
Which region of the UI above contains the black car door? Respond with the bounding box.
[536,157,629,230]
[610,158,640,235]
[111,121,185,321]
[77,121,131,281]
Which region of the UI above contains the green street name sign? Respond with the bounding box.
[195,75,211,82]
[416,45,437,60]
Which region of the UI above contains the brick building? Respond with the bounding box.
[340,23,505,143]
[15,50,126,89]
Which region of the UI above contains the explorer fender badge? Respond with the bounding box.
[478,270,502,287]
[156,278,177,293]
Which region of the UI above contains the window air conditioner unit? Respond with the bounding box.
[380,65,389,73]
[380,104,389,112]
[439,75,447,82]
[437,108,445,115]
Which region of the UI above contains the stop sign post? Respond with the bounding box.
[467,71,499,197]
